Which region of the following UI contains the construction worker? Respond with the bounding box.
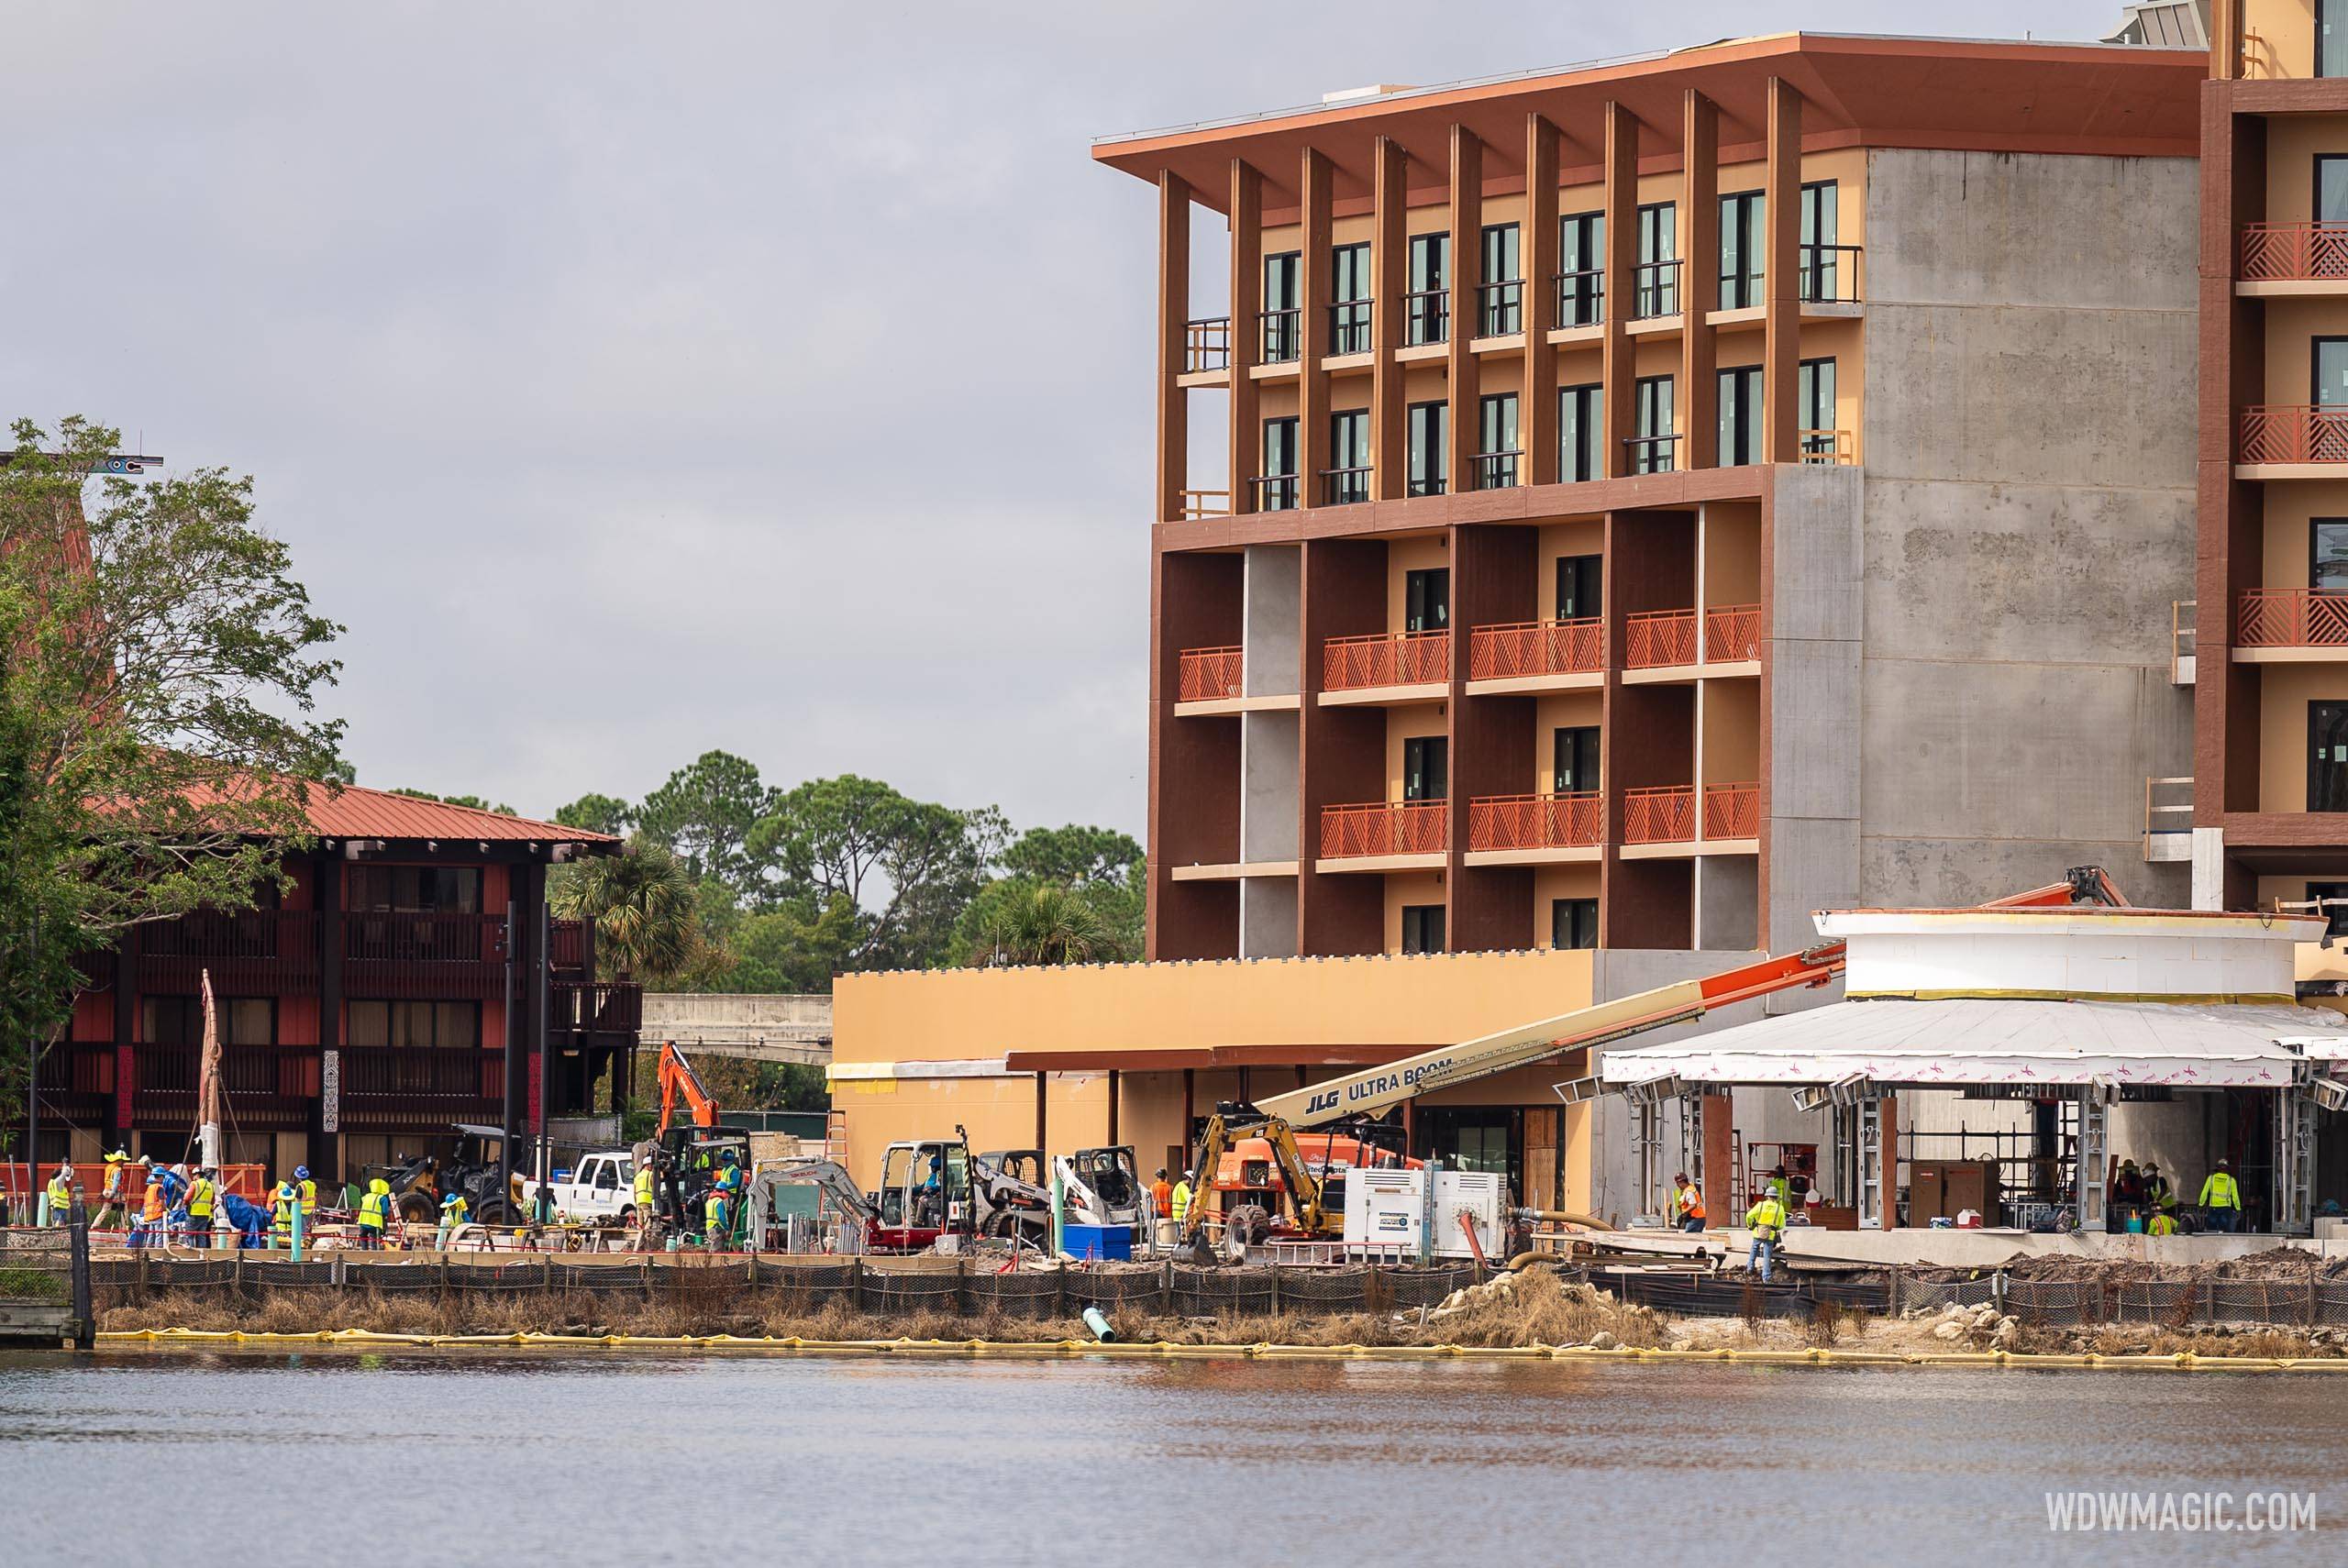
[185,1166,217,1245]
[43,1164,74,1226]
[436,1188,470,1251]
[631,1159,658,1250]
[271,1176,300,1246]
[357,1177,393,1249]
[703,1185,730,1252]
[1671,1172,1706,1233]
[94,1151,131,1231]
[2143,1163,2171,1210]
[1767,1165,1792,1214]
[1170,1173,1192,1231]
[294,1165,317,1220]
[2149,1198,2179,1238]
[1744,1188,1789,1284]
[2199,1159,2243,1233]
[132,1163,172,1249]
[716,1149,745,1199]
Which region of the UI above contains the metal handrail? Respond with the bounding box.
[2239,223,2348,282]
[1471,449,1521,490]
[1624,610,1698,669]
[1184,316,1232,372]
[1702,603,1761,663]
[1328,300,1373,355]
[1700,782,1760,841]
[1177,646,1243,702]
[1319,466,1372,506]
[1467,616,1604,680]
[1552,269,1604,327]
[2238,588,2348,647]
[1403,288,1450,346]
[1258,307,1301,364]
[1475,278,1524,337]
[1623,786,1697,845]
[1323,629,1450,690]
[2239,406,2348,464]
[1799,243,1864,304]
[1468,791,1603,852]
[1632,258,1681,319]
[1320,800,1448,858]
[1249,473,1301,512]
[1800,428,1855,465]
[1625,432,1680,473]
[1179,488,1230,520]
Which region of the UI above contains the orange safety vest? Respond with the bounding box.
[142,1181,167,1221]
[1678,1184,1706,1220]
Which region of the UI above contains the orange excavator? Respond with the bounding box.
[650,1041,753,1228]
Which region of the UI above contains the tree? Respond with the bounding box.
[725,894,863,993]
[965,882,1113,967]
[751,775,1005,968]
[958,823,1144,966]
[555,791,634,837]
[634,750,773,896]
[0,416,343,1107]
[1003,823,1143,888]
[391,786,516,815]
[548,836,718,987]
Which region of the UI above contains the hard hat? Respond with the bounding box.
[137,1155,152,1167]
[371,1178,391,1193]
[2217,1158,2231,1168]
[59,1164,74,1176]
[723,1149,739,1163]
[441,1190,462,1206]
[105,1149,127,1163]
[294,1165,310,1180]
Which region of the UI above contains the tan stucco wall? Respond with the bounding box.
[2258,661,2348,811]
[2244,0,2317,81]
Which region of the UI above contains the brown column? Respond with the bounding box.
[1299,149,1335,507]
[1107,1068,1120,1146]
[1155,172,1191,524]
[1523,113,1560,487]
[1762,78,1802,464]
[1600,104,1637,478]
[1447,126,1483,491]
[1877,1094,1899,1228]
[1229,160,1264,514]
[1681,90,1721,470]
[1371,137,1408,501]
[2212,0,2242,80]
[1035,1072,1047,1153]
[1700,1093,1734,1232]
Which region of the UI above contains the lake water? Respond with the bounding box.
[4,1350,2345,1565]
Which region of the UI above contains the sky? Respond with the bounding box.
[0,0,2129,836]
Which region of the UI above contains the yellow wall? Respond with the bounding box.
[1701,679,1762,785]
[2262,481,2348,586]
[1534,691,1604,791]
[2257,662,2348,810]
[1385,535,1449,629]
[2264,114,2348,220]
[1703,502,1762,606]
[1384,703,1447,800]
[2243,0,2317,81]
[1382,869,1448,951]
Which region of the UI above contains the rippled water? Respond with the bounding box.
[5,1351,2345,1565]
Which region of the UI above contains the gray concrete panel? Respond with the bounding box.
[1861,834,2187,910]
[1242,546,1301,697]
[1239,710,1300,861]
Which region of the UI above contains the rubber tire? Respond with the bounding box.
[1223,1203,1270,1249]
[471,1196,515,1227]
[394,1191,437,1224]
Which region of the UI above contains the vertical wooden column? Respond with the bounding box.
[1371,137,1408,501]
[1446,126,1483,491]
[1035,1073,1047,1153]
[1700,1092,1734,1234]
[1523,113,1560,487]
[1107,1069,1120,1146]
[2212,0,2242,80]
[1680,90,1721,470]
[1155,172,1191,524]
[1762,78,1802,464]
[1299,149,1335,507]
[1600,104,1637,478]
[1228,160,1264,514]
[110,927,138,1151]
[316,851,342,1170]
[1876,1094,1899,1229]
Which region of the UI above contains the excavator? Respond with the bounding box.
[651,1040,754,1231]
[1177,867,2129,1253]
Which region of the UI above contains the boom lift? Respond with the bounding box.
[1177,867,2129,1250]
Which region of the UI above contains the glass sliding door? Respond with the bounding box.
[1479,222,1523,336]
[2313,701,2348,811]
[1553,725,1600,793]
[1719,191,1764,309]
[1407,233,1448,345]
[2325,0,2348,78]
[1635,203,1678,317]
[1404,568,1449,633]
[1401,905,1445,955]
[1326,409,1369,504]
[1407,402,1447,496]
[1800,181,1840,300]
[1551,898,1598,950]
[1558,211,1602,326]
[1556,553,1601,621]
[1262,251,1301,362]
[1798,357,1838,458]
[1718,365,1763,466]
[1559,383,1600,482]
[1402,736,1448,801]
[1259,416,1299,511]
[1634,375,1676,473]
[1331,242,1371,354]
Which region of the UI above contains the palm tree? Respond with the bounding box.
[969,882,1111,967]
[550,836,711,985]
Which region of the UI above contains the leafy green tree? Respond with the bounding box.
[1002,823,1143,888]
[635,749,774,895]
[725,894,864,993]
[956,823,1144,966]
[548,836,720,986]
[964,881,1113,967]
[751,775,1006,968]
[0,415,344,1110]
[555,791,634,837]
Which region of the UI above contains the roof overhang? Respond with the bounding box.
[1003,1043,1418,1073]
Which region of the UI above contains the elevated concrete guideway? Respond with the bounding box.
[640,993,832,1066]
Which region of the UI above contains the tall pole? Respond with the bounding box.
[499,898,516,1212]
[537,892,550,1187]
[28,914,39,1218]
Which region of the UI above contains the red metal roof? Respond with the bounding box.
[176,778,617,845]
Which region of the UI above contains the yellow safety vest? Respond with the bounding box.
[1746,1198,1787,1240]
[272,1186,297,1231]
[633,1168,654,1209]
[298,1179,316,1215]
[2149,1212,2177,1237]
[188,1178,216,1219]
[2200,1172,2242,1209]
[103,1166,124,1198]
[1170,1181,1191,1223]
[45,1176,72,1213]
[441,1198,469,1226]
[703,1192,727,1235]
[359,1190,389,1230]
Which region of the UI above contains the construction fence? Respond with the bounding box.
[1606,1267,2348,1328]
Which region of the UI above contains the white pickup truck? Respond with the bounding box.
[516,1150,640,1224]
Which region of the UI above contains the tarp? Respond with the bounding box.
[1598,998,2348,1089]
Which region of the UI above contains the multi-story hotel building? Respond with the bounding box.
[831,14,2348,1217]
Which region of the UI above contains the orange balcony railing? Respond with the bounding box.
[1624,610,1698,669]
[1701,782,1761,840]
[1468,792,1602,852]
[2239,406,2348,465]
[1622,786,1696,845]
[1177,646,1244,701]
[2239,224,2348,282]
[1703,604,1761,663]
[1320,800,1448,858]
[1467,617,1603,680]
[2237,589,2348,648]
[1323,630,1450,690]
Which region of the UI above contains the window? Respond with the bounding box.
[1407,233,1449,345]
[1479,222,1522,336]
[348,999,482,1049]
[1718,365,1763,466]
[1635,202,1678,317]
[1326,409,1369,504]
[1262,251,1301,362]
[1559,383,1600,483]
[1552,898,1599,950]
[1402,736,1448,801]
[1553,725,1600,794]
[2318,337,2348,407]
[1556,554,1601,622]
[1800,180,1841,300]
[2314,701,2348,812]
[2321,158,2348,226]
[349,866,482,913]
[1331,242,1371,354]
[1401,904,1446,955]
[143,996,274,1047]
[2326,0,2348,78]
[2311,881,2348,938]
[2316,521,2348,591]
[1719,191,1764,310]
[1557,211,1603,326]
[1634,375,1676,473]
[1476,392,1520,489]
[1407,402,1448,496]
[1260,417,1299,511]
[1798,357,1838,458]
[1404,568,1449,633]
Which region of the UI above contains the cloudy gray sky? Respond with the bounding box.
[3,0,2124,835]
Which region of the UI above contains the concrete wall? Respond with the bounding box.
[1240,711,1299,860]
[1767,462,1864,951]
[1856,148,2197,910]
[1239,876,1298,958]
[1242,545,1300,696]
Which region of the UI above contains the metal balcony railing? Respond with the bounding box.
[1476,279,1523,337]
[1180,489,1231,520]
[1320,466,1372,506]
[1320,801,1448,858]
[1468,792,1601,852]
[1799,243,1864,303]
[1184,315,1231,372]
[1800,428,1855,465]
[1624,610,1698,668]
[1328,300,1373,355]
[1701,782,1761,841]
[1626,432,1679,473]
[1703,604,1762,663]
[1468,617,1604,680]
[1632,258,1681,319]
[2239,223,2348,281]
[2239,405,2348,464]
[1323,630,1450,690]
[1177,646,1244,701]
[1471,449,1520,490]
[343,911,507,965]
[2237,589,2348,647]
[1250,473,1301,512]
[1553,269,1603,327]
[1623,786,1697,845]
[1259,307,1301,364]
[1403,288,1449,346]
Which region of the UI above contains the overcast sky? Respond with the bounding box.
[2,0,2125,835]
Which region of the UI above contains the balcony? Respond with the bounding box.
[1622,782,1760,855]
[1320,466,1371,506]
[2234,589,2348,660]
[1800,429,1855,465]
[1798,244,1864,305]
[1625,432,1680,473]
[2238,224,2348,284]
[1318,801,1447,867]
[1177,645,1244,702]
[1466,792,1601,864]
[1551,270,1603,332]
[1328,301,1373,357]
[553,979,644,1037]
[1258,307,1301,365]
[1474,280,1523,339]
[1321,629,1449,701]
[1631,259,1682,322]
[1182,316,1231,375]
[1466,617,1604,692]
[2238,406,2348,472]
[1470,449,1520,491]
[1402,289,1449,348]
[1623,604,1759,679]
[1250,473,1301,512]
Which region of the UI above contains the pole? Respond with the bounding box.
[500,898,516,1215]
[537,894,550,1189]
[69,1198,94,1351]
[28,913,39,1214]
[291,1188,305,1264]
